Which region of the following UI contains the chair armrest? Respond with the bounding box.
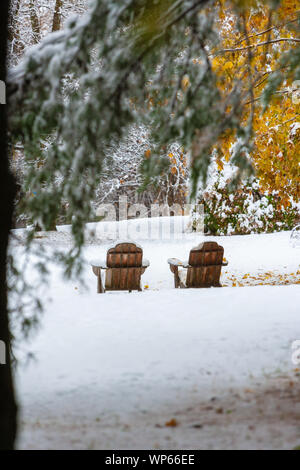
[167,258,189,268]
[92,260,149,269]
[91,260,107,269]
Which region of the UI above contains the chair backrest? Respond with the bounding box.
[188,242,224,266]
[105,242,144,291]
[106,242,143,268]
[186,242,224,288]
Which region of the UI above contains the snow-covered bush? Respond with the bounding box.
[198,178,299,235]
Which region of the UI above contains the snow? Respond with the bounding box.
[12,217,300,449]
[290,122,300,136]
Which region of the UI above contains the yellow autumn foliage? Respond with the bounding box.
[208,0,300,204]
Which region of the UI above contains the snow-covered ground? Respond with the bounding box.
[12,218,300,449]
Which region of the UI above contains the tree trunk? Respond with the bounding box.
[52,0,63,32]
[29,0,40,44]
[8,0,24,58]
[0,0,18,451]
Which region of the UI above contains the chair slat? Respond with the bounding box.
[99,242,146,292]
[185,242,225,288]
[107,243,143,268]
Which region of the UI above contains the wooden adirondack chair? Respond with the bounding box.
[91,242,150,293]
[168,241,228,288]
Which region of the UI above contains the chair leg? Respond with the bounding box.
[214,277,222,288]
[174,267,180,288]
[97,272,105,293]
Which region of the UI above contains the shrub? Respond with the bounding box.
[197,178,299,235]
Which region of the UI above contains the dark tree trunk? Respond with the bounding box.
[8,0,24,58]
[29,0,40,44]
[0,0,18,451]
[52,0,63,32]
